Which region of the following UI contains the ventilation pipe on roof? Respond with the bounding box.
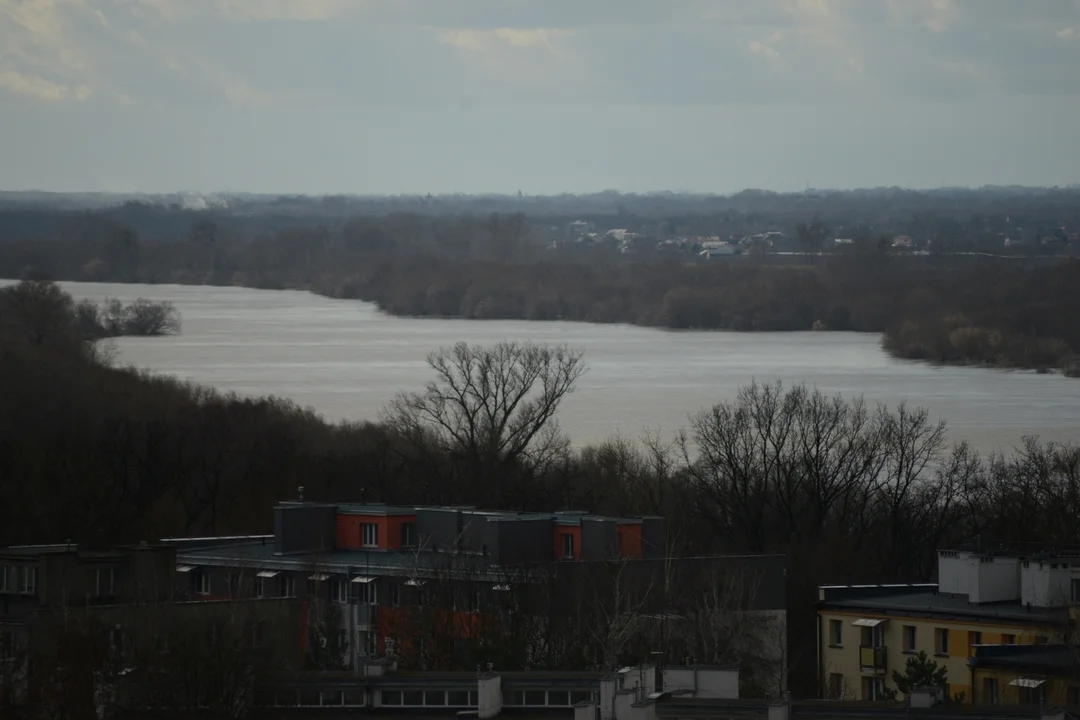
[298,485,305,502]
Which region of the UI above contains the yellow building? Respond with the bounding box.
[971,644,1079,707]
[817,550,1075,703]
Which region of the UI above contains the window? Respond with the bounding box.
[1035,635,1050,645]
[549,691,570,706]
[969,630,982,648]
[19,566,36,595]
[382,691,402,706]
[935,628,949,656]
[357,630,377,656]
[1072,578,1080,603]
[402,691,423,706]
[1003,633,1016,645]
[983,677,999,704]
[425,691,446,706]
[108,626,124,655]
[861,677,885,701]
[255,577,266,598]
[561,533,575,559]
[829,619,843,646]
[280,575,295,598]
[332,579,348,603]
[0,630,14,661]
[400,523,414,547]
[829,673,844,700]
[0,564,7,593]
[525,691,547,706]
[355,579,376,604]
[903,625,917,652]
[337,628,348,653]
[307,578,319,597]
[448,691,470,706]
[388,581,400,607]
[196,571,210,596]
[362,523,378,547]
[95,567,116,596]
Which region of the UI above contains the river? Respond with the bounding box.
[31,281,1080,453]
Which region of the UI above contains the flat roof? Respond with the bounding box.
[820,591,1064,625]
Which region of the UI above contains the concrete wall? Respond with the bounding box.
[581,518,618,560]
[1021,561,1075,608]
[973,557,1021,604]
[937,552,970,596]
[663,667,739,699]
[640,518,664,559]
[274,504,336,555]
[494,516,554,565]
[937,552,1021,604]
[416,508,462,552]
[478,673,502,719]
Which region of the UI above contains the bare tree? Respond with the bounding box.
[385,342,586,504]
[119,298,182,336]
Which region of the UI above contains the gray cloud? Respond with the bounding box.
[1,0,1079,192]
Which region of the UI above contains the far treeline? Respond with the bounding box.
[0,190,1079,374]
[3,279,1080,687]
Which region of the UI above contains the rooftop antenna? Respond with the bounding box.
[298,485,305,502]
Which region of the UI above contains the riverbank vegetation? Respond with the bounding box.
[0,195,1077,373]
[4,280,1080,696]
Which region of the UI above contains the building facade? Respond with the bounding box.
[166,500,789,690]
[817,550,1075,703]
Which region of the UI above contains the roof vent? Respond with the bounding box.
[298,485,305,502]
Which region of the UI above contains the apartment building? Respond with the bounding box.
[817,549,1074,703]
[167,499,789,688]
[1,543,177,659]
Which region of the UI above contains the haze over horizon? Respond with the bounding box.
[3,0,1080,195]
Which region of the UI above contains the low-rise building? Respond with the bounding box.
[165,500,790,692]
[817,549,1075,703]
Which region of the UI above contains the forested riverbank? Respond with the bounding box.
[2,195,1079,374]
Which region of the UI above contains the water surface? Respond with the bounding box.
[41,282,1080,453]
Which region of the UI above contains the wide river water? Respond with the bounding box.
[27,282,1080,453]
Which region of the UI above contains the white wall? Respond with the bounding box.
[663,667,739,699]
[600,677,617,720]
[938,552,1021,603]
[614,690,638,720]
[1021,561,1074,608]
[478,674,502,720]
[972,557,1021,603]
[575,701,598,720]
[937,552,970,596]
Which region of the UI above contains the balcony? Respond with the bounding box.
[859,646,887,673]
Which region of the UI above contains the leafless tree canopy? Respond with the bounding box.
[385,341,585,502]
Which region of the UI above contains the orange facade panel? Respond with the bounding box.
[554,527,582,560]
[617,523,643,558]
[336,513,416,550]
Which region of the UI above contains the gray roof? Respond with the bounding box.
[821,591,1064,626]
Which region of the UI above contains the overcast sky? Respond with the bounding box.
[3,0,1080,195]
